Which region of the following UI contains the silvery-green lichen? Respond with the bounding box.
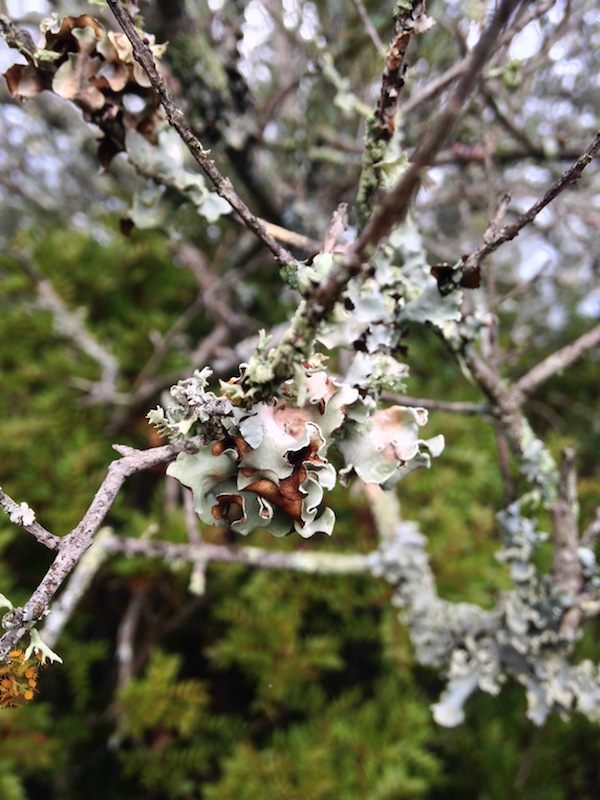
[152,366,443,538]
[318,219,463,356]
[369,499,600,727]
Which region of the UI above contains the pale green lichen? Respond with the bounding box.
[157,365,442,538]
[318,219,463,358]
[369,499,600,727]
[126,127,231,227]
[24,629,63,665]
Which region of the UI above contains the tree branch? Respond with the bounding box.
[14,251,121,403]
[0,489,61,550]
[102,535,371,575]
[516,324,600,396]
[106,0,294,268]
[354,0,523,255]
[0,442,188,660]
[381,394,489,415]
[463,131,600,275]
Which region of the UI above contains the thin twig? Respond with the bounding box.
[400,57,468,115]
[106,0,293,268]
[13,251,120,402]
[354,0,523,256]
[40,528,114,648]
[0,442,188,660]
[101,534,371,575]
[261,218,322,253]
[0,489,61,550]
[380,393,489,415]
[352,0,386,54]
[515,324,600,397]
[116,588,147,689]
[463,131,600,275]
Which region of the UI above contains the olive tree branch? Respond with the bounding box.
[105,0,294,268]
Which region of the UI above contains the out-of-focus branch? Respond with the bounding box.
[13,252,121,403]
[400,57,469,115]
[461,348,534,463]
[400,0,554,117]
[381,394,489,415]
[352,0,386,54]
[40,528,113,648]
[260,219,322,254]
[116,587,147,690]
[106,0,294,268]
[581,508,600,550]
[551,448,583,639]
[101,535,370,575]
[515,324,600,396]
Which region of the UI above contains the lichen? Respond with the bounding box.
[156,365,442,538]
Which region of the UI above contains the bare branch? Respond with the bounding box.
[13,251,120,402]
[352,0,386,54]
[0,442,188,660]
[354,0,523,255]
[581,508,600,550]
[260,219,322,254]
[116,587,147,690]
[106,0,294,268]
[40,528,113,648]
[0,488,61,550]
[400,57,468,116]
[381,393,489,415]
[463,131,600,275]
[461,347,533,462]
[516,324,600,396]
[101,535,370,575]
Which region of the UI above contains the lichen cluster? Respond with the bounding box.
[369,501,600,727]
[150,365,443,537]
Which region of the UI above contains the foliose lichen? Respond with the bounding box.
[152,365,443,538]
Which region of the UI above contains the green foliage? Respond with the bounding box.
[115,650,240,799]
[205,676,442,800]
[0,702,57,799]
